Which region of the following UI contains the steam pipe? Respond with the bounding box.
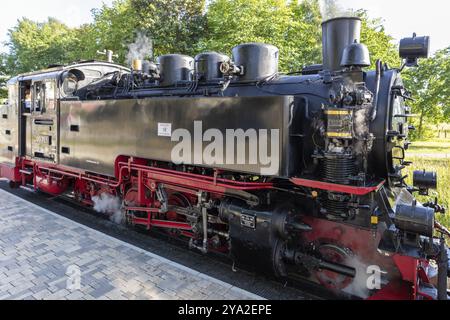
[286,250,356,278]
[435,221,450,238]
[371,59,382,121]
[318,260,356,278]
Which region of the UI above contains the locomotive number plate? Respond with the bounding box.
[241,214,256,229]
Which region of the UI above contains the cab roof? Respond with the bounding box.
[7,60,130,85]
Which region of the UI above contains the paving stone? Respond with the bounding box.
[66,290,86,300]
[45,289,70,300]
[32,289,52,300]
[0,188,262,301]
[89,283,115,299]
[0,293,11,300]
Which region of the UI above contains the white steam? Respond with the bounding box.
[342,256,371,298]
[319,0,357,21]
[353,108,370,156]
[126,32,153,66]
[394,188,415,209]
[354,109,368,137]
[92,193,124,224]
[342,256,388,299]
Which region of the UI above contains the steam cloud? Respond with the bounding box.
[341,255,391,299]
[353,108,370,156]
[126,32,153,66]
[342,256,371,298]
[92,193,124,224]
[319,0,357,21]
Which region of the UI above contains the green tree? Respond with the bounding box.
[285,0,323,70]
[5,18,79,74]
[131,0,206,57]
[201,0,322,73]
[357,10,400,69]
[0,53,9,99]
[2,0,401,76]
[86,0,138,63]
[67,24,102,63]
[85,0,206,64]
[1,0,206,74]
[403,47,450,139]
[201,1,399,73]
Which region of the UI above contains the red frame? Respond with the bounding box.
[0,156,435,300]
[290,177,385,196]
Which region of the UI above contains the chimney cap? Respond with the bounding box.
[321,16,361,25]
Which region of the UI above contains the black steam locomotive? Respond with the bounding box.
[0,17,448,299]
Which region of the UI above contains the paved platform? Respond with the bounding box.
[0,188,263,300]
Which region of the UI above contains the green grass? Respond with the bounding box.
[407,140,450,156]
[405,141,450,229]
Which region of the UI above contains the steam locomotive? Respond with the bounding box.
[1,17,449,300]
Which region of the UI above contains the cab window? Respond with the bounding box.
[44,80,56,110]
[21,81,32,113]
[33,82,45,113]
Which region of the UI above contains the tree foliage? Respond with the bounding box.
[80,0,206,63]
[0,54,8,99]
[131,0,207,57]
[1,0,446,134]
[202,0,322,72]
[2,0,402,74]
[3,0,206,69]
[403,47,450,138]
[5,18,79,74]
[357,10,400,69]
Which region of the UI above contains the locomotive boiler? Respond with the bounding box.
[0,17,449,300]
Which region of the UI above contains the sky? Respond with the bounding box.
[0,0,448,54]
[337,0,449,54]
[0,0,114,52]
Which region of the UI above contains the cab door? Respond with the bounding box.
[0,82,19,164]
[30,80,58,163]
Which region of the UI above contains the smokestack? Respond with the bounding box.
[322,17,362,71]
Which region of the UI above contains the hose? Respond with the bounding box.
[371,59,382,121]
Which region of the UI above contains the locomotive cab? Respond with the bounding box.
[0,61,129,178]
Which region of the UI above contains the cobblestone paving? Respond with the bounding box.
[0,188,263,300]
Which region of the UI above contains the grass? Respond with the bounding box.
[405,140,450,229]
[407,139,450,157]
